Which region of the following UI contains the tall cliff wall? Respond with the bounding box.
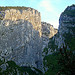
[0,20,43,70]
[0,7,43,70]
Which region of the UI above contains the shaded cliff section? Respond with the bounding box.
[0,20,43,70]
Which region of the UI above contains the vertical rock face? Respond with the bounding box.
[0,7,58,70]
[42,5,75,75]
[0,7,42,70]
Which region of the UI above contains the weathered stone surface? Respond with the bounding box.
[58,4,75,48]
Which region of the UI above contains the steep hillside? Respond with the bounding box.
[58,4,75,50]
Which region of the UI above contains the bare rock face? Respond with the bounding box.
[0,7,43,70]
[41,22,57,47]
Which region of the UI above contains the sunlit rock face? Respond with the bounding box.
[0,7,43,70]
[0,7,42,36]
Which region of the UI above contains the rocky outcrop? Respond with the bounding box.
[58,4,75,49]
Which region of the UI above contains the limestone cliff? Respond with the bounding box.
[58,4,75,49]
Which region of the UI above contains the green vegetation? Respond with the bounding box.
[0,6,34,12]
[0,59,43,75]
[43,48,48,55]
[63,5,75,17]
[43,47,75,75]
[48,37,58,52]
[0,6,29,11]
[43,26,75,75]
[63,27,75,51]
[43,52,61,75]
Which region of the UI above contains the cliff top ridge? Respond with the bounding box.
[0,6,39,13]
